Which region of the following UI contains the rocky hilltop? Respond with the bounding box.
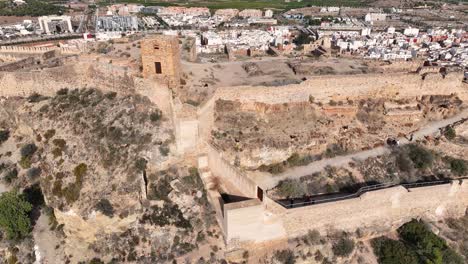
[0,89,224,263]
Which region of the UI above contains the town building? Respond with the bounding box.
[364,13,386,22]
[264,9,274,18]
[96,16,138,32]
[38,16,73,35]
[239,9,263,18]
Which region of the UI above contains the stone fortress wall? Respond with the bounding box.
[206,141,468,245]
[1,43,467,249]
[194,71,468,246]
[0,57,173,114]
[197,71,467,143]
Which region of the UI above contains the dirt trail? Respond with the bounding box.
[254,109,468,189]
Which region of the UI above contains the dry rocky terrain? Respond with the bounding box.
[211,94,464,170]
[0,89,225,263]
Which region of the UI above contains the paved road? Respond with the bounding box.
[255,109,468,189]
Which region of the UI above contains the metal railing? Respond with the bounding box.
[276,179,454,209]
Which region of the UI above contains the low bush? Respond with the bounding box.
[407,144,433,169]
[95,199,114,217]
[449,158,467,176]
[276,180,305,198]
[0,130,10,144]
[273,249,295,264]
[443,126,456,140]
[332,237,355,257]
[26,167,41,180]
[20,143,37,158]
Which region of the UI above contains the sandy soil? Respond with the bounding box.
[180,56,378,105]
[33,211,64,264]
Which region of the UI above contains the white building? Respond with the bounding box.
[404,27,420,37]
[264,9,274,18]
[38,16,73,35]
[364,13,386,22]
[387,27,396,34]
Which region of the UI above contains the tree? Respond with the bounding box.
[371,237,419,264]
[0,190,32,240]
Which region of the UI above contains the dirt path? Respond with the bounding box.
[254,109,468,189]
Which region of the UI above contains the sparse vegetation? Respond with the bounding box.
[95,199,114,218]
[332,237,355,257]
[276,179,305,197]
[443,126,456,140]
[407,144,433,169]
[0,129,10,144]
[273,249,295,264]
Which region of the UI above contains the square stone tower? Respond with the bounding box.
[141,35,181,87]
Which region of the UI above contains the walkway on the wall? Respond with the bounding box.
[276,179,453,209]
[253,109,468,189]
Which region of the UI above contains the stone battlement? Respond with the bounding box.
[0,45,82,56]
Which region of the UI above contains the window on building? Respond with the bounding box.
[154,44,160,50]
[155,62,162,74]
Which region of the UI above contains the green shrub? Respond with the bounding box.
[407,144,433,169]
[95,199,114,217]
[4,168,18,184]
[26,167,41,180]
[0,130,10,144]
[20,143,37,158]
[301,229,321,245]
[449,159,467,176]
[443,127,456,140]
[73,163,87,184]
[56,88,68,96]
[150,110,162,122]
[0,190,32,240]
[396,152,412,172]
[273,249,295,264]
[159,145,170,156]
[44,129,55,140]
[19,156,32,169]
[332,237,355,257]
[62,183,81,204]
[276,180,305,198]
[134,158,147,172]
[27,93,47,103]
[52,138,66,149]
